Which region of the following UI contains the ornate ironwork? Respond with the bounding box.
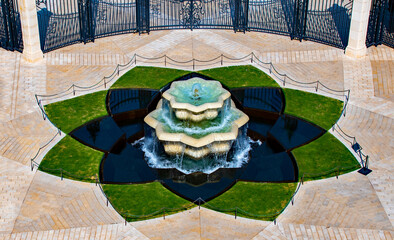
[180,0,205,28]
[367,0,394,47]
[47,21,57,36]
[150,0,161,16]
[0,0,23,51]
[219,2,230,16]
[97,7,108,23]
[29,0,367,53]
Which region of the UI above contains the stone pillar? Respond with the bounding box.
[345,0,373,58]
[18,0,43,63]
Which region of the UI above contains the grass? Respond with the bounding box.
[44,91,108,134]
[110,66,190,89]
[103,182,193,221]
[198,65,280,88]
[39,135,103,182]
[41,66,356,220]
[205,181,297,221]
[293,132,360,181]
[283,89,343,130]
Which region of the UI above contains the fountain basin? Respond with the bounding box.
[144,104,249,159]
[162,78,231,122]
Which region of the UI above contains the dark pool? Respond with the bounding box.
[69,77,325,202]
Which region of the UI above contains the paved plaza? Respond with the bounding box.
[0,30,393,239]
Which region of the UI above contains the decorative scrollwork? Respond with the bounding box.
[150,0,161,16]
[97,8,107,23]
[273,5,284,19]
[36,0,47,6]
[47,21,57,36]
[36,0,47,10]
[219,2,230,16]
[180,0,205,27]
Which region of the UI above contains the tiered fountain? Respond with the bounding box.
[143,77,250,173]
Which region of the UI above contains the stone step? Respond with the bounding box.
[1,224,148,240]
[277,223,394,240]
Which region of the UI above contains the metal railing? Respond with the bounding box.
[29,52,370,222]
[32,51,368,173]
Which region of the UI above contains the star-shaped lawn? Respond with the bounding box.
[68,76,325,202]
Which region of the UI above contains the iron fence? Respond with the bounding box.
[33,0,353,52]
[2,0,393,52]
[0,0,23,51]
[367,0,394,48]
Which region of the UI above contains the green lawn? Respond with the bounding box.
[41,66,355,220]
[44,91,108,134]
[103,182,193,221]
[39,135,103,182]
[110,66,190,89]
[283,89,343,130]
[198,65,280,88]
[205,181,297,220]
[293,132,360,180]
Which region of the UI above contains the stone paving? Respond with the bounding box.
[0,30,393,239]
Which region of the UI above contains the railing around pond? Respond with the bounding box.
[29,52,370,222]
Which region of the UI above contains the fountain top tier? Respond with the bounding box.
[144,78,248,159]
[162,78,231,121]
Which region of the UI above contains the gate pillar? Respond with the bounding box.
[137,0,150,33]
[233,0,249,32]
[18,0,43,62]
[345,0,373,58]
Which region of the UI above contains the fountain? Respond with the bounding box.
[69,72,316,201]
[143,77,250,172]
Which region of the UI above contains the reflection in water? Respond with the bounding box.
[284,116,298,141]
[68,87,325,201]
[86,121,100,143]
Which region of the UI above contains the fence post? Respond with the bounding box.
[72,85,75,96]
[125,218,127,226]
[316,82,319,92]
[61,169,63,180]
[117,66,120,76]
[221,54,223,66]
[104,78,106,89]
[107,198,109,206]
[283,75,286,86]
[365,155,369,169]
[291,197,294,205]
[193,59,195,71]
[31,159,34,171]
[163,209,165,220]
[336,170,339,179]
[38,100,45,120]
[135,55,137,65]
[274,219,276,225]
[235,208,237,219]
[164,55,167,67]
[250,54,253,63]
[269,64,272,74]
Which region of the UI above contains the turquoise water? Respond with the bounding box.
[152,108,241,139]
[169,78,226,106]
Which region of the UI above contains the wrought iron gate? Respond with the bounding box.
[35,0,355,52]
[149,0,236,30]
[0,0,23,51]
[36,0,138,52]
[367,0,394,47]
